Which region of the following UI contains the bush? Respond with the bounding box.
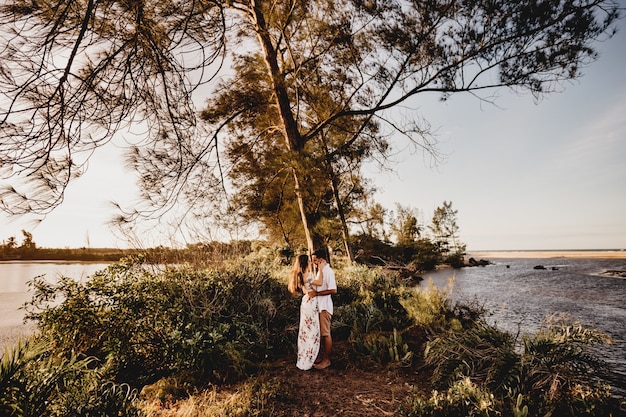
[424,320,521,394]
[24,257,298,385]
[352,328,414,366]
[444,251,466,269]
[519,317,614,416]
[333,264,414,332]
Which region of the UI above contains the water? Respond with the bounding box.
[0,261,110,344]
[421,255,626,397]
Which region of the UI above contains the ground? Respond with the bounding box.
[264,341,431,416]
[142,338,433,416]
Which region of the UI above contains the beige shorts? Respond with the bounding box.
[319,310,332,337]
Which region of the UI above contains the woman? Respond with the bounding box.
[288,254,322,370]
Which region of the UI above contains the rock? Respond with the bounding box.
[467,257,491,267]
[533,265,546,270]
[604,269,626,278]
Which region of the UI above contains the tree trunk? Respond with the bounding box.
[292,168,314,254]
[320,134,353,263]
[329,173,353,263]
[251,3,314,254]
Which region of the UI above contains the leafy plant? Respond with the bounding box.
[425,319,521,394]
[513,394,529,417]
[352,328,414,366]
[401,377,497,417]
[519,317,614,416]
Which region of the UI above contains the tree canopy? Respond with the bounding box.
[0,0,621,253]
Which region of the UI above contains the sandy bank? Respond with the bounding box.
[468,250,626,259]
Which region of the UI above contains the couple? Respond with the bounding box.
[288,249,336,370]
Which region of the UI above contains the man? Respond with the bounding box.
[309,249,337,370]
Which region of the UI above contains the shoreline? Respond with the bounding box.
[468,250,626,259]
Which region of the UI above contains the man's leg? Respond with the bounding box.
[322,334,332,362]
[315,311,332,369]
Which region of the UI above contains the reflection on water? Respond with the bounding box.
[421,256,626,396]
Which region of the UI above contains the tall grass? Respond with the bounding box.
[139,377,282,417]
[411,314,616,416]
[0,338,142,417]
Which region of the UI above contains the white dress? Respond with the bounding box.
[296,276,320,370]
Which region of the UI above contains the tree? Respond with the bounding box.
[429,200,464,256]
[354,200,388,241]
[7,236,17,249]
[390,204,422,246]
[0,0,621,251]
[3,236,17,250]
[20,230,36,250]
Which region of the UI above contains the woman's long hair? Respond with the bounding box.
[288,254,309,294]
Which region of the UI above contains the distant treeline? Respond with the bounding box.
[0,231,255,264]
[2,229,467,270]
[0,246,127,262]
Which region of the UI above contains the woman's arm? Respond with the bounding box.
[310,269,323,286]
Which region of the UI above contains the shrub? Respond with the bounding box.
[333,265,487,367]
[519,317,614,416]
[424,320,521,394]
[352,328,414,366]
[24,257,298,385]
[330,265,421,363]
[333,264,414,333]
[445,250,466,269]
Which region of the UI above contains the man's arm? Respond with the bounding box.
[311,288,337,297]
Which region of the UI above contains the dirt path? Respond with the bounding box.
[264,342,431,416]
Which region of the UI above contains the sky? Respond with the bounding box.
[2,14,626,251]
[369,24,626,251]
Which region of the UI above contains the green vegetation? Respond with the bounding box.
[1,338,142,417]
[1,251,621,416]
[417,317,615,416]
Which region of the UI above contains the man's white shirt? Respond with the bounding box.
[316,263,336,315]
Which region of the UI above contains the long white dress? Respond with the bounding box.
[296,276,320,370]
